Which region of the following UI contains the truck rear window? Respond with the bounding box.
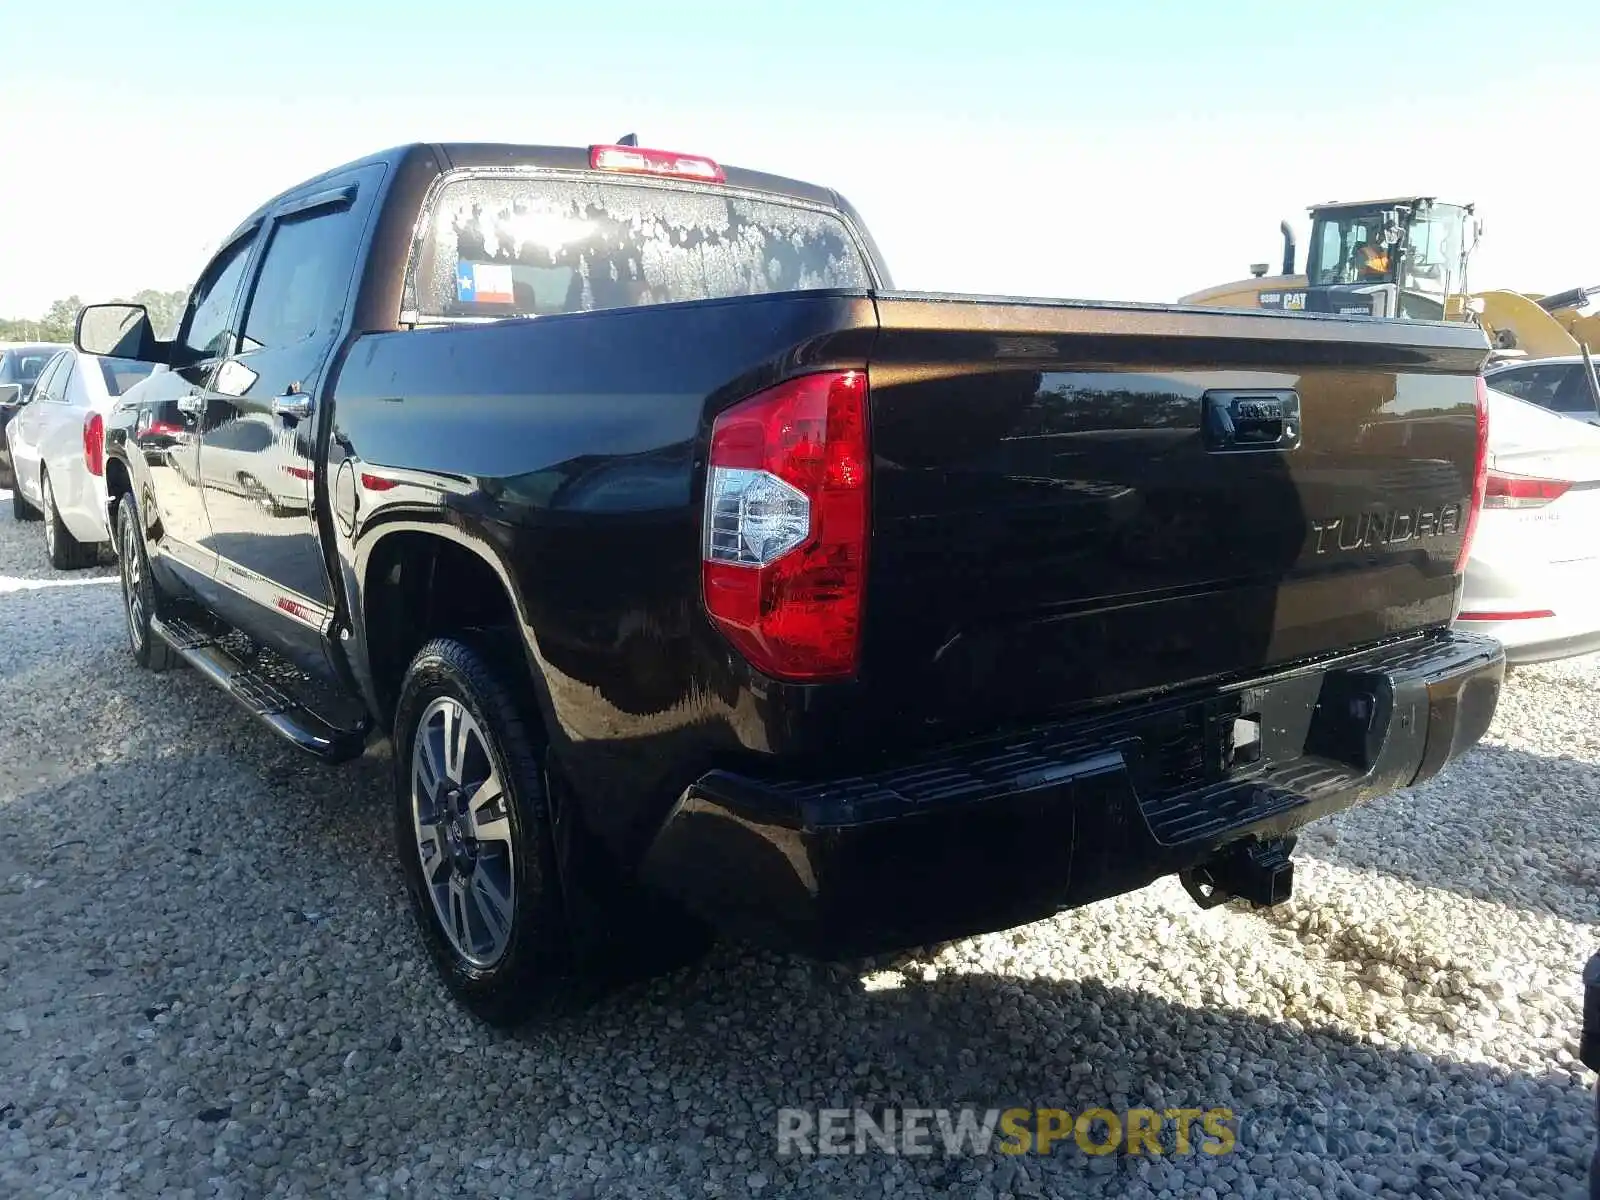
[411,175,872,320]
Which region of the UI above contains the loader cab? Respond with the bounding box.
[1295,197,1476,322]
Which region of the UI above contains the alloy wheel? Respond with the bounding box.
[410,697,517,967]
[120,511,145,652]
[42,478,56,558]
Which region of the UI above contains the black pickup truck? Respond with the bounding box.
[76,140,1504,1025]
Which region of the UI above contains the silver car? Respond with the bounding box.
[1455,386,1600,664]
[5,348,158,568]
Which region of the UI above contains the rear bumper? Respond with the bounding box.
[639,630,1504,959]
[1455,614,1600,666]
[63,476,111,545]
[1460,552,1600,664]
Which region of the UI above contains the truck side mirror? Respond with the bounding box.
[0,383,20,408]
[76,303,167,364]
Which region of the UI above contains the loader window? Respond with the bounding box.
[1308,214,1389,287]
[1402,206,1466,298]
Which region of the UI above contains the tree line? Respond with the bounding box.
[0,290,188,345]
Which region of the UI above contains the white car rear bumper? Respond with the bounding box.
[1457,553,1600,664]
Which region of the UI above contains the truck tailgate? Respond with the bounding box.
[862,293,1490,731]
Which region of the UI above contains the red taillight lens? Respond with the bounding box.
[1482,470,1571,509]
[83,411,104,477]
[589,144,725,183]
[702,371,869,682]
[1453,376,1490,573]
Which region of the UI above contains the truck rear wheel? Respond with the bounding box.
[393,636,575,1027]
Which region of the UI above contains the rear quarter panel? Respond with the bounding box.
[50,365,112,543]
[328,291,876,855]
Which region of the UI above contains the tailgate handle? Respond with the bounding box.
[1203,390,1301,453]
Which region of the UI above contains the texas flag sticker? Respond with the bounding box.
[455,261,515,304]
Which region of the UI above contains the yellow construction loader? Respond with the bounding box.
[1179,196,1599,362]
[1475,285,1600,359]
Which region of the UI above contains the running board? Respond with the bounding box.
[150,612,370,763]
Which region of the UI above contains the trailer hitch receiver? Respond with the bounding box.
[1181,836,1297,910]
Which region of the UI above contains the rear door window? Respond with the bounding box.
[412,174,872,320]
[1490,365,1568,410]
[1551,364,1600,414]
[240,197,364,352]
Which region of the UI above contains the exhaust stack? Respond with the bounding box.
[1280,221,1297,276]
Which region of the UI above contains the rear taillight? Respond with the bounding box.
[83,411,104,478]
[1453,375,1490,573]
[701,371,869,682]
[1483,470,1572,509]
[589,144,725,183]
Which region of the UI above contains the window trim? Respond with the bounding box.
[277,183,357,221]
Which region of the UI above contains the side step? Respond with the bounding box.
[150,611,370,763]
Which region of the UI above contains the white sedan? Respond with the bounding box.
[6,347,158,568]
[1455,385,1600,663]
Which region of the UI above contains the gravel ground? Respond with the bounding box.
[0,490,1595,1199]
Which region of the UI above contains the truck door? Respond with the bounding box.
[195,165,382,673]
[132,228,261,588]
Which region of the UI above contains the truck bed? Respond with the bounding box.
[861,292,1487,738]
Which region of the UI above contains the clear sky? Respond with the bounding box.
[2,0,1596,317]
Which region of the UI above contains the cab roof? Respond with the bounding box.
[231,142,842,238]
[1309,196,1474,215]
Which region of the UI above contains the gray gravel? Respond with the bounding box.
[0,489,1595,1199]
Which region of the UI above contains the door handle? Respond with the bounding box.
[1202,390,1303,453]
[272,390,313,420]
[175,391,203,416]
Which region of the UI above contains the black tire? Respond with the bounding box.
[116,493,174,671]
[393,636,576,1027]
[42,471,98,570]
[12,479,39,521]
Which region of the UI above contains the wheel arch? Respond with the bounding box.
[355,522,556,738]
[103,453,133,534]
